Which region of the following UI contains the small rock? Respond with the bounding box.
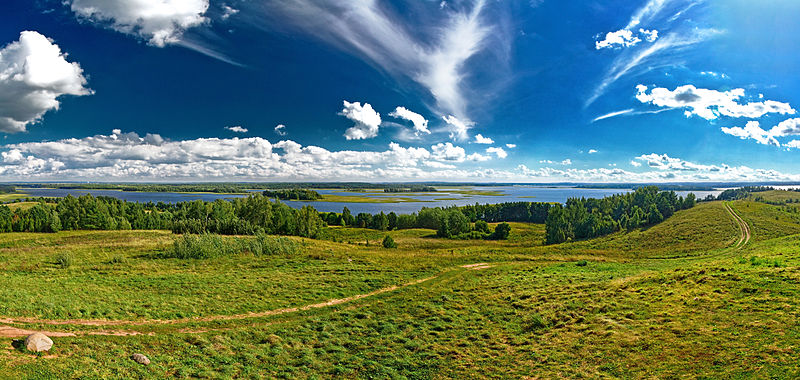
[24,333,53,353]
[131,353,150,365]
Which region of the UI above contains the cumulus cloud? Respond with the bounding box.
[630,160,642,167]
[474,134,494,144]
[721,118,800,148]
[505,144,516,148]
[274,124,287,136]
[636,85,796,120]
[389,107,430,136]
[2,131,799,182]
[720,121,778,146]
[442,115,471,141]
[594,0,668,50]
[339,101,382,140]
[225,125,248,133]
[69,0,209,47]
[0,31,92,133]
[595,29,641,50]
[588,149,598,154]
[485,147,507,159]
[431,142,466,162]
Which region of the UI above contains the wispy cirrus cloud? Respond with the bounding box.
[251,0,501,123]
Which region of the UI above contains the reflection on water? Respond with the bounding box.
[17,186,722,215]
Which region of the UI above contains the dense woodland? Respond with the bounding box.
[383,186,437,193]
[261,189,323,200]
[544,186,696,244]
[0,187,697,244]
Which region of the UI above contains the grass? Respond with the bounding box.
[0,193,29,202]
[2,200,800,378]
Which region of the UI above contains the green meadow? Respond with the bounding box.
[2,199,800,378]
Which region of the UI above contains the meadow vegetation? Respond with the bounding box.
[2,192,800,378]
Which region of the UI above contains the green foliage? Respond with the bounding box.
[382,235,397,249]
[545,186,694,244]
[491,222,512,240]
[167,233,301,259]
[262,189,323,200]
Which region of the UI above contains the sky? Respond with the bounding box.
[1,0,800,182]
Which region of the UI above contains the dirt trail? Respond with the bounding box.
[724,203,751,248]
[0,269,460,337]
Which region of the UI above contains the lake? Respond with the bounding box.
[16,186,722,215]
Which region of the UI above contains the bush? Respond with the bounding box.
[382,235,397,249]
[55,251,74,269]
[166,233,301,259]
[491,223,512,240]
[576,260,588,267]
[452,231,490,240]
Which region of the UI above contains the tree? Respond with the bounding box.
[341,207,355,227]
[387,212,398,231]
[492,222,511,240]
[474,220,491,234]
[382,235,397,248]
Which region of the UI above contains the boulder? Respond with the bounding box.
[131,353,150,365]
[24,333,53,352]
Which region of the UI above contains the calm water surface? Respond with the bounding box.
[17,186,721,214]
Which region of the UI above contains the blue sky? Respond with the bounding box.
[1,0,799,182]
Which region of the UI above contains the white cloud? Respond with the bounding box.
[474,134,494,144]
[2,131,800,182]
[69,0,209,47]
[442,115,471,141]
[389,107,430,136]
[0,31,92,133]
[636,85,795,120]
[431,142,466,162]
[225,125,247,133]
[221,4,239,20]
[587,29,723,106]
[721,118,800,148]
[594,0,668,50]
[505,143,516,148]
[720,121,778,146]
[588,149,598,154]
[561,158,572,165]
[258,0,497,119]
[595,29,641,50]
[630,160,642,167]
[339,101,382,140]
[274,124,287,136]
[592,109,634,123]
[640,28,659,42]
[467,152,492,161]
[486,147,507,159]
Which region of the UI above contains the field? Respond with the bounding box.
[2,201,800,378]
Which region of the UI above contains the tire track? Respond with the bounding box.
[724,202,751,248]
[0,265,490,337]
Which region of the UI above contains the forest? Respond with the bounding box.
[544,186,696,244]
[261,189,323,200]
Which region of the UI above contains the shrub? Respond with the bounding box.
[491,223,512,240]
[474,220,491,234]
[382,235,397,249]
[576,260,588,267]
[166,233,301,259]
[55,251,74,269]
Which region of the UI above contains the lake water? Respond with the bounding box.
[16,186,722,215]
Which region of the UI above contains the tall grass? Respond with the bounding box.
[167,233,300,259]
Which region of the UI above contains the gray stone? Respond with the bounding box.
[24,333,53,352]
[131,353,150,365]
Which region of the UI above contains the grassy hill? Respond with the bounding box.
[2,200,800,378]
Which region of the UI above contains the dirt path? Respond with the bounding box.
[0,268,466,337]
[724,203,751,248]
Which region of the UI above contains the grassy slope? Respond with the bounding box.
[3,201,800,378]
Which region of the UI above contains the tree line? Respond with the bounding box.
[544,186,696,244]
[261,189,323,200]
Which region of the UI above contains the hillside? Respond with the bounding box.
[2,200,800,378]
